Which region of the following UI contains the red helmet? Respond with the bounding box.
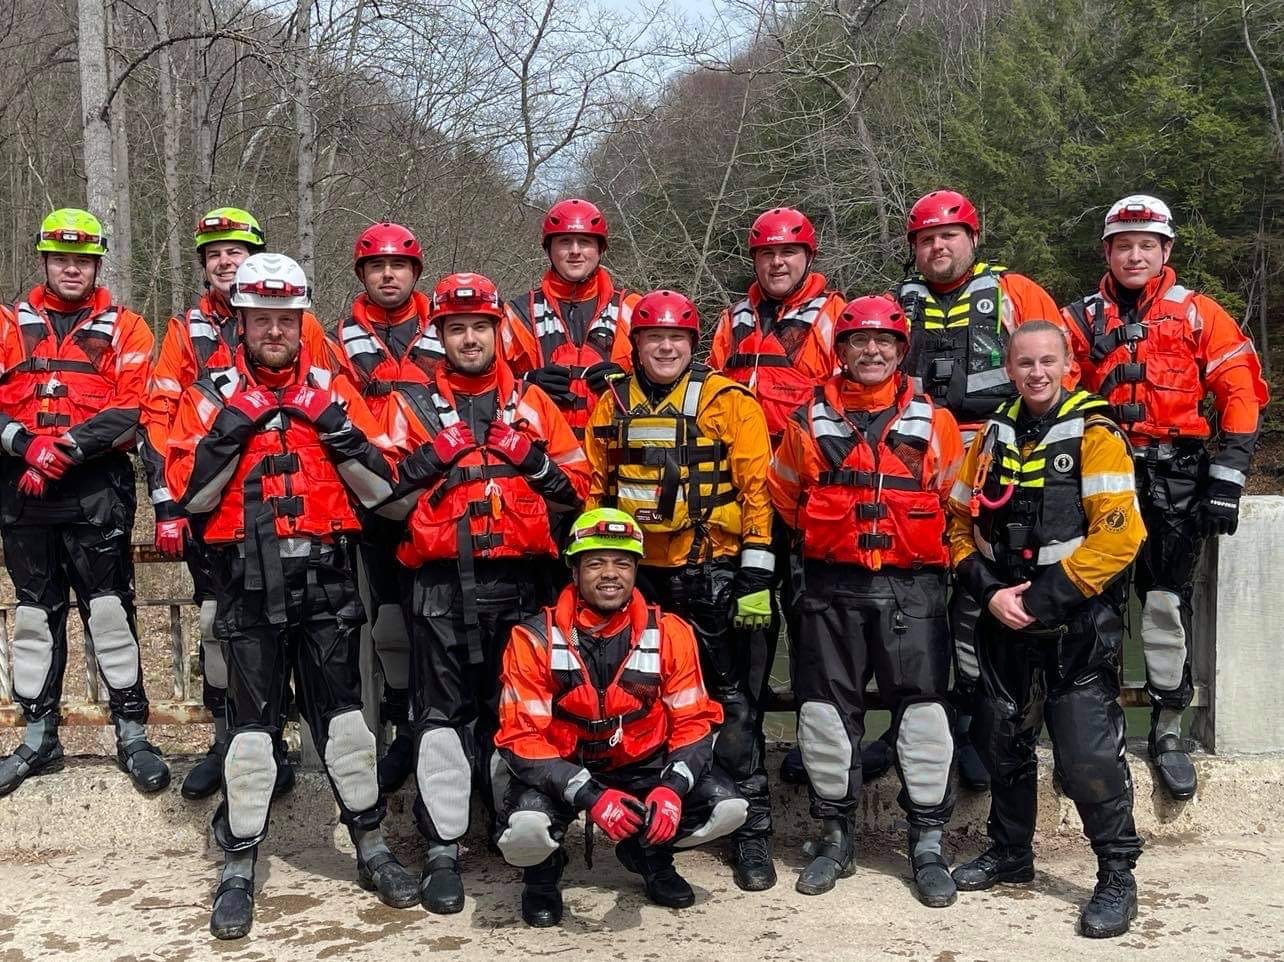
[906,190,980,240]
[353,222,423,277]
[430,272,503,324]
[748,207,817,254]
[542,198,608,249]
[834,295,909,343]
[630,290,700,337]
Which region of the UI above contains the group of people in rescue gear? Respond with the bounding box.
[0,185,1265,943]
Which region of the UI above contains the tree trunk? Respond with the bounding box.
[77,0,121,288]
[855,111,890,250]
[108,0,132,306]
[293,0,316,273]
[157,0,185,316]
[192,0,214,203]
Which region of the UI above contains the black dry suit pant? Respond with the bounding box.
[360,515,412,728]
[973,591,1143,864]
[496,753,748,868]
[1,454,148,724]
[794,563,955,828]
[1133,442,1207,714]
[209,541,384,852]
[408,558,555,847]
[638,558,774,841]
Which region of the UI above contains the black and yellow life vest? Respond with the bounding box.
[593,363,743,537]
[972,389,1112,581]
[897,262,1012,422]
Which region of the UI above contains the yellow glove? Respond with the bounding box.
[734,589,773,631]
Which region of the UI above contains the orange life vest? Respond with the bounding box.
[794,378,948,569]
[337,291,441,424]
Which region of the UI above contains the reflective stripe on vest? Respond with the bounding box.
[531,289,620,365]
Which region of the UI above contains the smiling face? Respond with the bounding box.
[572,549,638,614]
[840,330,907,386]
[1006,326,1069,416]
[635,328,693,386]
[360,255,417,309]
[752,243,809,299]
[1105,231,1171,290]
[202,242,253,297]
[43,253,99,302]
[912,224,977,286]
[440,314,497,374]
[547,233,601,284]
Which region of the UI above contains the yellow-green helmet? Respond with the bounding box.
[194,207,266,253]
[35,208,108,257]
[564,508,645,559]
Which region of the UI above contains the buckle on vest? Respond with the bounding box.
[1121,322,1145,343]
[1114,402,1146,424]
[262,453,300,475]
[929,357,955,384]
[269,495,303,517]
[472,532,505,551]
[36,412,70,428]
[468,499,493,518]
[1003,523,1034,551]
[856,502,887,520]
[35,382,68,399]
[858,532,892,550]
[1117,362,1146,383]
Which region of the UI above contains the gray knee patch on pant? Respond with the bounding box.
[799,701,852,801]
[417,728,471,841]
[202,638,228,691]
[11,606,54,700]
[225,731,276,840]
[489,750,511,815]
[87,595,139,689]
[497,810,559,867]
[324,710,379,813]
[896,701,953,807]
[675,797,748,848]
[199,598,217,644]
[1141,590,1186,691]
[371,604,410,690]
[954,635,979,686]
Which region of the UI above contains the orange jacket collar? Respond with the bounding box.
[30,284,110,315]
[235,343,314,389]
[555,583,649,640]
[435,352,516,404]
[352,289,429,327]
[541,266,615,315]
[1100,265,1176,307]
[824,371,908,414]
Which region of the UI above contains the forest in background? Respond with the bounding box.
[2,0,1281,398]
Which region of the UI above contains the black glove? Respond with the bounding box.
[583,361,626,394]
[1200,479,1242,536]
[524,364,574,402]
[731,562,774,600]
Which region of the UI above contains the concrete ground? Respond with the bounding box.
[0,832,1281,961]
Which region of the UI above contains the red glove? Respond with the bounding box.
[225,387,278,423]
[23,436,76,480]
[17,468,46,498]
[587,788,646,842]
[280,384,342,430]
[643,786,682,846]
[485,420,537,469]
[154,517,190,558]
[429,423,477,469]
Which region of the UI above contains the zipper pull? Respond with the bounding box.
[608,718,623,747]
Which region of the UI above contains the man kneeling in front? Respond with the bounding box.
[494,508,748,926]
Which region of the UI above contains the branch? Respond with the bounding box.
[99,28,255,122]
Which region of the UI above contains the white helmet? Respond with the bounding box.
[1102,194,1175,240]
[229,252,312,310]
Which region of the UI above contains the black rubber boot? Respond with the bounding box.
[377,726,415,795]
[796,817,856,896]
[907,829,956,908]
[420,854,465,915]
[1148,711,1196,801]
[357,850,419,908]
[1079,861,1137,939]
[210,850,256,941]
[114,720,171,794]
[779,744,809,786]
[182,722,227,801]
[860,734,894,782]
[954,714,991,792]
[951,845,1035,891]
[521,850,567,927]
[616,839,695,908]
[0,721,64,798]
[272,736,295,799]
[731,836,777,892]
